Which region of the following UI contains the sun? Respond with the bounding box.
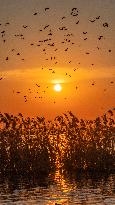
[54,83,62,92]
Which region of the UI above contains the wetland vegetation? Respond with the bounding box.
[0,110,115,180]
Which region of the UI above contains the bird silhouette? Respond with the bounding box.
[23,25,28,28]
[89,19,95,23]
[36,84,40,88]
[76,20,79,24]
[83,31,87,34]
[45,8,50,11]
[33,12,38,15]
[103,22,108,27]
[96,16,100,20]
[98,35,103,40]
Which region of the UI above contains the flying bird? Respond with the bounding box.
[45,8,49,11]
[76,20,79,24]
[89,19,95,23]
[103,22,108,27]
[36,84,40,88]
[23,25,28,28]
[83,31,87,34]
[33,12,38,15]
[98,35,103,40]
[96,16,100,19]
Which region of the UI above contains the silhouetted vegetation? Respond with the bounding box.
[0,113,56,178]
[0,110,115,179]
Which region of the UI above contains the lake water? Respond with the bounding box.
[0,171,115,205]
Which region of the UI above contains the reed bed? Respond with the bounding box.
[0,110,115,178]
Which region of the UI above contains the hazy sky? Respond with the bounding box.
[0,0,115,119]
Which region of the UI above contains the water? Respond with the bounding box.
[0,171,115,205]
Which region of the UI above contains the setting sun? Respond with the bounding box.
[54,83,62,92]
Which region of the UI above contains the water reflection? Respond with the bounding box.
[0,171,115,205]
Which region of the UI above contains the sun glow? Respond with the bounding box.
[54,84,62,92]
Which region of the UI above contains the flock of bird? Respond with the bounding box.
[0,6,114,105]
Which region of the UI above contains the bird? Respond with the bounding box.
[44,25,49,29]
[23,25,28,28]
[59,26,68,31]
[96,16,100,19]
[83,31,87,34]
[1,30,5,34]
[76,20,79,24]
[48,32,52,36]
[45,8,49,11]
[36,84,40,88]
[65,48,68,51]
[98,35,103,40]
[103,22,108,27]
[89,19,95,23]
[33,12,38,15]
[71,8,79,16]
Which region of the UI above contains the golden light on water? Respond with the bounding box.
[54,83,62,92]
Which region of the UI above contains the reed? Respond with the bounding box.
[0,110,114,178]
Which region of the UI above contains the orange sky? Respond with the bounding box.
[0,0,115,119]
